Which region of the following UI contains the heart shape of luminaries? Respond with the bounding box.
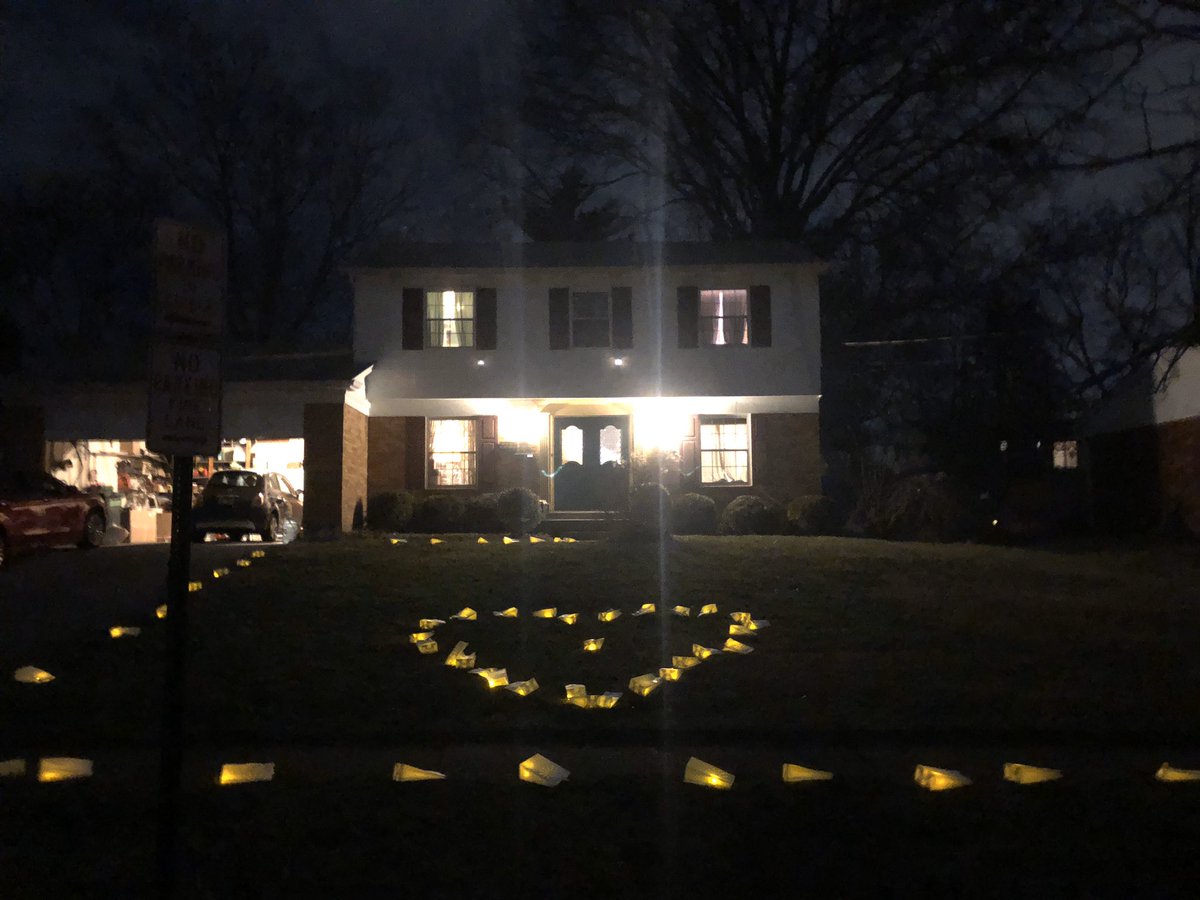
[406,602,768,709]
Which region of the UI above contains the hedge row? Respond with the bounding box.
[367,487,545,534]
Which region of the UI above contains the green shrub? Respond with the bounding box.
[463,493,502,533]
[496,487,545,534]
[412,493,465,533]
[629,482,671,534]
[718,494,784,535]
[852,473,975,542]
[787,495,838,536]
[367,491,415,532]
[671,492,717,535]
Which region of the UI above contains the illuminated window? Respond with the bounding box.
[429,418,477,486]
[560,425,583,465]
[426,290,475,348]
[599,425,623,465]
[1052,440,1078,470]
[699,416,749,484]
[699,289,749,346]
[571,292,611,347]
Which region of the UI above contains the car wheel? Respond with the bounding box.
[260,514,278,543]
[80,510,106,549]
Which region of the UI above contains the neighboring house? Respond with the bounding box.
[1084,345,1200,536]
[347,242,825,522]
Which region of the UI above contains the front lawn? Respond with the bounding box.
[8,535,1200,747]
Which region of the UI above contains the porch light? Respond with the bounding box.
[37,758,93,782]
[218,762,275,785]
[1003,763,1062,785]
[684,757,734,790]
[13,666,54,684]
[913,765,971,791]
[519,753,569,787]
[782,764,834,783]
[393,764,445,782]
[476,359,486,367]
[612,356,625,367]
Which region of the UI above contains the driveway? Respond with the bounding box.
[0,541,278,662]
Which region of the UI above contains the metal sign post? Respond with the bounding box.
[147,219,225,899]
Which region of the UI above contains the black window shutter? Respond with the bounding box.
[611,286,633,349]
[402,288,424,350]
[548,287,570,349]
[748,285,772,347]
[677,286,699,348]
[475,287,497,350]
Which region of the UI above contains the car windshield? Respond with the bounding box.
[208,471,262,489]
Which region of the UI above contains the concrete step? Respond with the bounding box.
[542,512,624,538]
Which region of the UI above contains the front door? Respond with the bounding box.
[553,416,630,511]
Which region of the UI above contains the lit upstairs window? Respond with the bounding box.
[699,289,749,345]
[426,290,475,348]
[1053,440,1078,469]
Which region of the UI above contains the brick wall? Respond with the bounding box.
[367,416,408,498]
[342,405,368,530]
[0,404,47,472]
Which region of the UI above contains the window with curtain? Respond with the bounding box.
[699,416,750,484]
[699,289,749,346]
[429,418,477,486]
[571,291,611,347]
[425,290,475,347]
[1052,440,1078,469]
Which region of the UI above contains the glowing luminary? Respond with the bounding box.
[444,641,474,669]
[187,581,202,592]
[37,758,93,782]
[469,667,509,689]
[503,536,518,544]
[519,753,569,787]
[390,538,405,545]
[553,537,562,543]
[156,605,168,619]
[565,684,590,708]
[13,666,54,684]
[477,536,489,544]
[212,568,230,578]
[493,607,518,618]
[729,624,755,637]
[747,619,770,631]
[419,618,446,629]
[782,764,834,783]
[672,605,691,617]
[504,678,539,696]
[684,757,734,790]
[393,763,445,782]
[914,765,971,791]
[730,612,752,626]
[409,631,434,644]
[563,537,577,543]
[632,603,656,617]
[251,549,267,558]
[722,638,754,654]
[672,656,701,669]
[590,692,621,709]
[0,759,27,777]
[416,640,438,655]
[557,613,578,625]
[237,559,251,568]
[698,603,718,616]
[1003,763,1062,785]
[218,762,275,785]
[692,644,720,660]
[597,609,621,622]
[628,673,662,696]
[658,667,682,682]
[450,607,477,621]
[109,626,141,639]
[582,638,605,652]
[429,538,444,545]
[529,536,545,543]
[532,607,557,618]
[1156,762,1200,782]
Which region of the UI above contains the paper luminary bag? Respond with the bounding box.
[698,604,718,616]
[658,667,682,682]
[187,581,202,592]
[1156,762,1200,782]
[218,762,275,785]
[37,758,93,782]
[251,549,267,557]
[722,638,754,654]
[747,619,770,631]
[730,612,752,626]
[628,673,662,696]
[419,619,446,629]
[597,609,621,622]
[409,631,435,644]
[476,537,489,544]
[590,692,621,708]
[13,666,54,684]
[429,538,444,545]
[393,764,445,782]
[156,605,168,619]
[503,536,518,544]
[692,644,720,660]
[450,608,477,621]
[532,608,557,618]
[237,559,251,568]
[504,678,539,696]
[0,759,27,777]
[565,684,590,708]
[672,656,701,669]
[557,613,579,624]
[672,605,691,617]
[782,764,834,783]
[519,754,570,787]
[729,624,755,637]
[444,642,475,669]
[469,667,509,688]
[212,568,230,578]
[684,757,735,790]
[529,536,545,543]
[913,765,971,791]
[493,607,518,618]
[109,626,141,638]
[632,603,656,616]
[416,640,438,655]
[1003,763,1062,785]
[582,638,604,652]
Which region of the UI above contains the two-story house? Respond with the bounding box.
[334,241,826,527]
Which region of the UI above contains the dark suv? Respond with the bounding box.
[191,470,303,542]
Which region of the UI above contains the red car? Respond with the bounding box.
[0,472,107,569]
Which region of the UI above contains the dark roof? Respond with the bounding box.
[351,241,822,269]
